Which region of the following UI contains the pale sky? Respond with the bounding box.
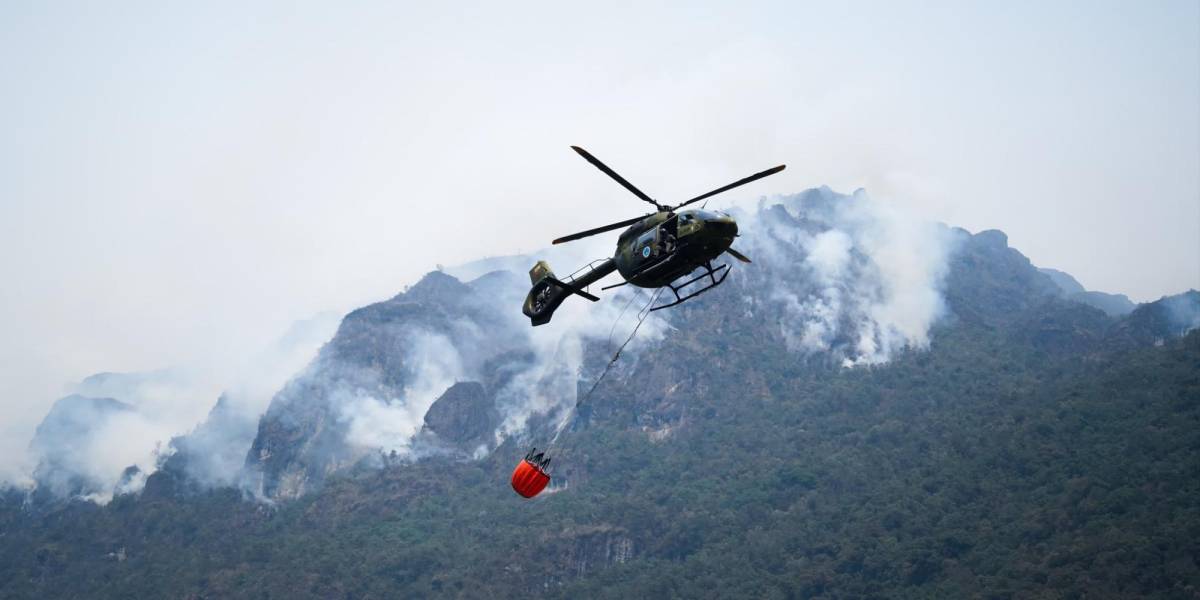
[1,1,1197,468]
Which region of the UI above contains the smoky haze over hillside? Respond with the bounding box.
[12,188,964,500]
[8,188,1197,507]
[1,3,1197,481]
[235,188,967,500]
[15,314,341,501]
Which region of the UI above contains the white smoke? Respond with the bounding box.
[334,263,669,459]
[436,240,671,450]
[338,331,465,457]
[175,312,342,489]
[737,187,958,366]
[1160,291,1200,336]
[28,396,173,504]
[21,369,214,503]
[292,247,671,469]
[13,313,339,501]
[498,288,670,448]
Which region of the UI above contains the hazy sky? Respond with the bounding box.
[1,1,1197,465]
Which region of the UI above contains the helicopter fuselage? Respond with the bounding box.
[522,145,780,326]
[613,209,738,288]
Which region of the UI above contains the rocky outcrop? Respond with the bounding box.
[549,525,636,577]
[421,381,498,448]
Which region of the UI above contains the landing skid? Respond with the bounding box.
[650,261,730,312]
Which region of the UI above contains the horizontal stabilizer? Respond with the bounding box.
[547,277,599,302]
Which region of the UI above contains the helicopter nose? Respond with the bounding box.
[705,217,738,237]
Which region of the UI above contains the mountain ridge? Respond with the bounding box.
[3,188,1197,598]
[16,189,1197,506]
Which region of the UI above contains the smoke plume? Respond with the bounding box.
[12,313,339,502]
[735,187,959,366]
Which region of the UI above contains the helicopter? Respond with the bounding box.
[522,146,785,326]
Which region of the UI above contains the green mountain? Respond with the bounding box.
[2,191,1197,599]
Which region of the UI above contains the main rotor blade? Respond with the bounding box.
[552,214,647,245]
[571,146,662,210]
[726,247,752,263]
[671,164,786,211]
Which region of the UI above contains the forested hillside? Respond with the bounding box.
[2,192,1197,599]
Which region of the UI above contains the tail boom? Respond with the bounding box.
[522,259,616,326]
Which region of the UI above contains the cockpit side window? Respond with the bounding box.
[678,212,701,236]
